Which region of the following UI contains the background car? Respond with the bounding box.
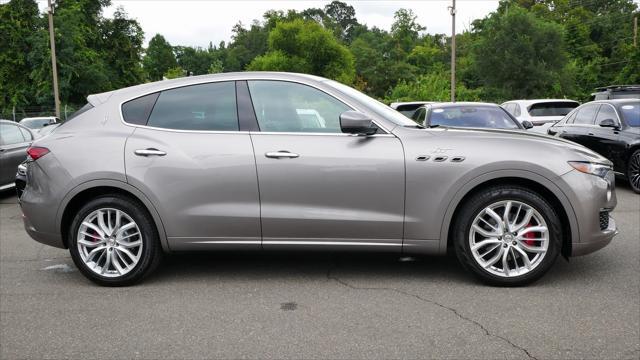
[502,99,579,133]
[411,102,533,130]
[548,99,640,193]
[390,101,437,118]
[0,120,34,191]
[590,85,640,100]
[18,116,60,134]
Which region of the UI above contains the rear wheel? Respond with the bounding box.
[453,186,561,286]
[627,149,640,194]
[68,195,162,286]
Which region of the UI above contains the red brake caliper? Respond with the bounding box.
[523,222,536,246]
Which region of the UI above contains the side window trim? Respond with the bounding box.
[595,103,621,125]
[236,80,260,132]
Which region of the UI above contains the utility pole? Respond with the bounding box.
[449,0,456,102]
[634,16,637,47]
[47,0,61,118]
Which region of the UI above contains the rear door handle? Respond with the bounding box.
[265,151,299,159]
[588,132,594,136]
[134,148,166,157]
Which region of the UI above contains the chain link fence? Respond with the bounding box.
[0,105,80,123]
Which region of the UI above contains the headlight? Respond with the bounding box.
[568,161,611,178]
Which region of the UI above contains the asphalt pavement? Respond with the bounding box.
[1,184,639,359]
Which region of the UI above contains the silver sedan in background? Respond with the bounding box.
[18,72,617,286]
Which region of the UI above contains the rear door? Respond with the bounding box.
[558,104,599,147]
[246,80,405,250]
[0,123,31,187]
[586,103,625,162]
[124,81,261,250]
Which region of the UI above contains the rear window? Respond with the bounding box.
[528,102,579,117]
[147,81,238,131]
[67,103,94,121]
[122,93,159,125]
[428,106,520,129]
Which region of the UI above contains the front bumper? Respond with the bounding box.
[561,169,618,256]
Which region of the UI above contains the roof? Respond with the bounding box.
[429,102,500,108]
[501,99,580,105]
[88,72,329,106]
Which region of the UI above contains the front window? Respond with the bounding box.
[248,80,351,133]
[618,102,640,127]
[428,106,520,129]
[325,80,417,127]
[528,102,579,117]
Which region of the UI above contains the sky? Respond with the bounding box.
[37,0,502,48]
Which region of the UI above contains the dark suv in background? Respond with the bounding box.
[590,85,640,101]
[548,99,640,193]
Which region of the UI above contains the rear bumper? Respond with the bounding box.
[22,213,65,248]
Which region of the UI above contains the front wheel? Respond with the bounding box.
[68,195,162,286]
[453,186,561,286]
[627,149,640,194]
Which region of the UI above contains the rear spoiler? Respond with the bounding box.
[86,90,115,107]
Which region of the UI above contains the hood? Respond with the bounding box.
[427,127,611,165]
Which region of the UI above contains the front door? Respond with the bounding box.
[246,80,405,250]
[124,81,261,250]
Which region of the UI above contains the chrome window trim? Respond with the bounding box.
[595,103,622,127]
[249,131,395,138]
[118,77,392,134]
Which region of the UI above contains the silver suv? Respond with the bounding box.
[19,72,618,286]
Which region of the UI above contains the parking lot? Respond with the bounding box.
[0,184,638,359]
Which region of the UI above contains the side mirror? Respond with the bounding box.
[521,120,534,129]
[340,111,377,135]
[599,118,618,128]
[42,123,50,127]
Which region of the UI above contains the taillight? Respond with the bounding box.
[27,146,50,160]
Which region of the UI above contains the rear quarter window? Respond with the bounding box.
[122,93,159,126]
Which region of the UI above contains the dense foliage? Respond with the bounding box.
[1,0,638,117]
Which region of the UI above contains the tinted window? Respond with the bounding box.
[573,104,599,124]
[248,81,351,133]
[528,102,579,117]
[619,103,640,127]
[428,106,520,129]
[0,124,26,145]
[594,105,618,125]
[411,108,426,124]
[122,93,159,125]
[20,118,53,129]
[147,82,238,131]
[563,110,578,124]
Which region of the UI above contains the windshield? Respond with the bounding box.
[325,80,417,127]
[20,118,52,129]
[528,102,579,117]
[429,106,521,129]
[618,102,640,127]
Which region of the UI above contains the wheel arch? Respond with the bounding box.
[56,180,170,252]
[439,171,578,258]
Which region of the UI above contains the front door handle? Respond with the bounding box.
[265,150,299,159]
[588,132,594,136]
[134,148,166,157]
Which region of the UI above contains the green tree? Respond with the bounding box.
[248,19,355,84]
[324,1,358,42]
[143,34,177,81]
[163,66,185,79]
[0,0,40,110]
[99,7,145,89]
[388,65,481,104]
[471,6,568,100]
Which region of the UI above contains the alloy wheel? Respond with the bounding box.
[469,200,549,277]
[77,208,143,278]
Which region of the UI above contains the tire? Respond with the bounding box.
[68,195,162,286]
[453,185,561,286]
[627,149,640,194]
